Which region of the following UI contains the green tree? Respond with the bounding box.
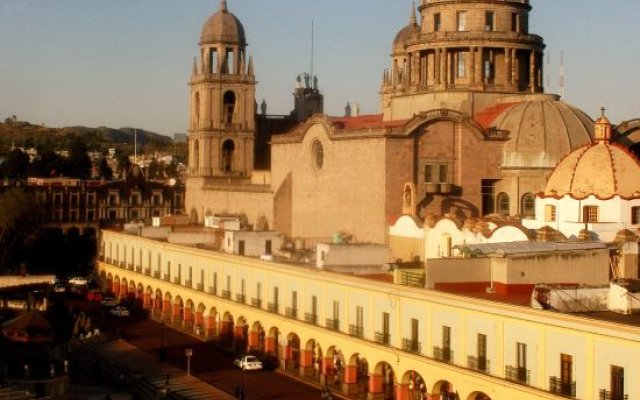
[31,150,64,177]
[98,157,113,180]
[0,188,40,272]
[116,151,131,178]
[1,149,30,180]
[64,137,92,179]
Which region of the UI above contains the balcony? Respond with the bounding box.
[349,325,364,338]
[374,332,390,346]
[432,346,452,362]
[236,294,246,303]
[105,257,111,264]
[127,263,134,270]
[163,274,170,282]
[135,266,142,273]
[118,261,125,268]
[250,298,262,308]
[325,318,340,331]
[467,355,490,374]
[285,307,298,319]
[505,366,530,385]
[153,271,160,279]
[209,286,217,295]
[304,313,318,325]
[599,390,628,400]
[185,280,192,288]
[221,290,231,299]
[173,277,181,285]
[267,302,279,313]
[144,269,150,276]
[549,377,576,398]
[402,338,422,354]
[196,283,204,292]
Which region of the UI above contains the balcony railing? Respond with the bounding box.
[153,271,160,279]
[505,365,530,385]
[285,307,298,319]
[325,318,340,331]
[267,302,279,313]
[467,355,490,374]
[251,298,262,308]
[105,258,111,264]
[236,294,246,303]
[374,332,391,346]
[433,346,452,362]
[348,325,364,338]
[135,266,142,273]
[401,338,421,354]
[185,280,192,288]
[304,313,318,325]
[163,274,170,282]
[196,283,204,292]
[549,376,576,398]
[221,290,231,299]
[144,268,151,276]
[173,277,181,285]
[119,261,125,268]
[209,286,217,295]
[599,390,628,400]
[127,263,134,270]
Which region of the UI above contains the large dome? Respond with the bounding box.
[489,100,594,169]
[544,142,640,199]
[393,6,419,52]
[200,1,246,46]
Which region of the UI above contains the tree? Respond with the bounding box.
[31,150,64,177]
[1,149,30,180]
[98,157,113,180]
[116,151,131,178]
[0,188,40,273]
[147,159,161,180]
[64,137,92,179]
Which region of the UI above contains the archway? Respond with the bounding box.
[248,321,265,353]
[301,339,320,379]
[172,296,184,325]
[220,312,234,343]
[432,380,456,400]
[265,327,279,356]
[162,292,173,322]
[127,280,136,302]
[346,354,369,396]
[467,392,492,400]
[194,303,206,336]
[112,276,121,297]
[223,91,236,124]
[207,307,219,338]
[325,346,345,389]
[183,299,194,331]
[235,316,248,350]
[105,272,113,294]
[399,370,427,400]
[154,289,163,317]
[143,286,153,310]
[283,333,300,371]
[371,362,396,400]
[120,278,128,299]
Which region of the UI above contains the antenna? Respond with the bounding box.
[546,52,550,90]
[310,19,314,81]
[559,50,565,98]
[134,129,137,165]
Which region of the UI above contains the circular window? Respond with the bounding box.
[311,140,324,171]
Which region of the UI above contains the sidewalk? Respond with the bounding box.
[70,338,234,400]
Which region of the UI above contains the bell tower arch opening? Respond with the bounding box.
[223,91,236,124]
[222,139,235,173]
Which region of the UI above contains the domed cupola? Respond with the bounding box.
[393,3,420,52]
[200,0,247,46]
[544,109,640,200]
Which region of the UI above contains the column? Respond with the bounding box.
[320,357,334,385]
[172,303,181,324]
[183,307,193,330]
[529,50,536,92]
[111,281,120,296]
[511,49,518,90]
[342,364,359,395]
[396,383,410,400]
[446,49,452,87]
[469,47,476,87]
[505,47,513,90]
[434,49,441,86]
[119,284,128,299]
[475,47,484,88]
[162,299,171,321]
[299,349,314,377]
[367,373,384,400]
[207,314,218,337]
[142,292,151,309]
[264,336,277,355]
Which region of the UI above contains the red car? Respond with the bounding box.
[86,290,104,302]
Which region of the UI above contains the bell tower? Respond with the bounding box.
[188,0,256,178]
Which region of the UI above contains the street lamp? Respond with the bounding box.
[185,348,193,376]
[159,322,166,362]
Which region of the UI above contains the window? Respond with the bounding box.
[382,313,390,337]
[517,342,527,369]
[456,52,466,78]
[356,306,364,329]
[497,193,510,216]
[292,291,298,310]
[545,205,557,222]
[485,11,495,31]
[456,11,467,31]
[560,354,573,386]
[438,164,449,183]
[583,205,599,223]
[333,300,340,320]
[521,193,535,217]
[424,165,433,183]
[632,206,640,224]
[273,286,279,306]
[442,326,451,350]
[433,13,441,32]
[311,295,317,316]
[424,164,449,183]
[477,334,487,369]
[511,13,519,32]
[256,282,262,300]
[611,365,625,400]
[411,319,419,343]
[312,140,324,171]
[265,239,272,255]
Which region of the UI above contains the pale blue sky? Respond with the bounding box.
[1,0,639,136]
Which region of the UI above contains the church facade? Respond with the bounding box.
[186,0,596,245]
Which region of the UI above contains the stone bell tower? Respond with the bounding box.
[187,0,256,179]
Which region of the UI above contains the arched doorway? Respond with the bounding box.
[400,370,427,400]
[283,333,300,371]
[432,380,456,400]
[468,392,492,400]
[183,299,194,331]
[345,353,369,396]
[371,362,396,400]
[248,321,265,353]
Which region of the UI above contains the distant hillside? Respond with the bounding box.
[0,119,177,155]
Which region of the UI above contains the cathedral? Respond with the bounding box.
[184,0,633,245]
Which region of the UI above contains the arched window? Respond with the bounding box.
[193,139,199,173]
[222,139,235,173]
[194,92,200,127]
[496,193,510,216]
[311,140,324,171]
[521,193,535,217]
[223,91,236,124]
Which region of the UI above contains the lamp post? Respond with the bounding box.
[185,348,193,376]
[159,322,166,362]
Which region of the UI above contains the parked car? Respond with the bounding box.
[109,306,130,317]
[68,277,89,286]
[86,290,103,302]
[53,284,67,293]
[233,355,263,370]
[100,297,119,307]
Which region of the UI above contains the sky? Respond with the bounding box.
[1,0,640,137]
